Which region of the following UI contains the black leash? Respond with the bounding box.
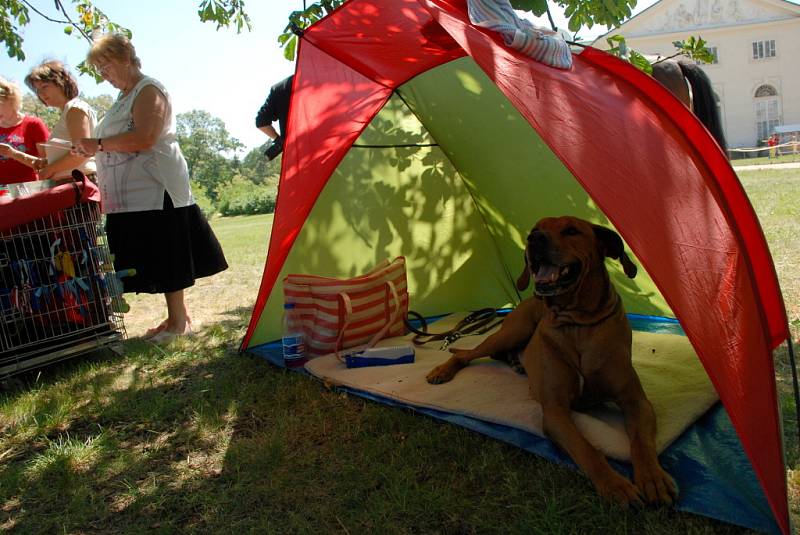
[404,308,504,350]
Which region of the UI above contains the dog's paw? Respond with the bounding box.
[634,464,678,506]
[426,359,462,384]
[595,472,644,508]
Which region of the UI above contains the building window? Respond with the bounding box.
[752,40,776,60]
[708,46,719,64]
[754,84,781,142]
[754,85,777,98]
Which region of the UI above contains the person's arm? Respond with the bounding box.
[0,118,49,171]
[255,89,279,139]
[73,85,167,156]
[258,124,279,140]
[39,107,92,179]
[0,143,45,170]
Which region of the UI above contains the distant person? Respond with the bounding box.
[72,33,228,343]
[767,133,778,160]
[25,60,97,180]
[255,75,293,161]
[0,76,49,183]
[792,134,798,155]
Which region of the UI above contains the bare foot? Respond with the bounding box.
[144,320,168,339]
[144,317,192,338]
[162,320,193,335]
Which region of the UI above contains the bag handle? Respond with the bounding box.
[334,280,400,362]
[334,292,354,361]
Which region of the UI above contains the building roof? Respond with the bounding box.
[592,0,800,46]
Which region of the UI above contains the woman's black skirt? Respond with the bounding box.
[105,194,228,294]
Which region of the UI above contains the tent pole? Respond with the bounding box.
[786,335,800,446]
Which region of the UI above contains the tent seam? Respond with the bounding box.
[395,85,523,303]
[572,48,789,533]
[241,37,395,351]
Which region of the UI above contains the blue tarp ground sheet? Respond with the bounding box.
[246,314,780,534]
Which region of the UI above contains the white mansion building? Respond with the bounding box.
[593,0,800,151]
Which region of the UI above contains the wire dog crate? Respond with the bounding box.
[0,183,125,378]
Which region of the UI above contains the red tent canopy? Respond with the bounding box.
[242,1,790,531]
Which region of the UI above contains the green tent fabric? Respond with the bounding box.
[246,58,670,347]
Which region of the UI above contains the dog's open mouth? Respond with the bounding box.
[533,260,581,296]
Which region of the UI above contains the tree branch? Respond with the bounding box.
[54,0,94,45]
[651,51,684,65]
[19,0,68,24]
[545,2,557,31]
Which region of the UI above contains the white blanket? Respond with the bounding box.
[305,314,718,461]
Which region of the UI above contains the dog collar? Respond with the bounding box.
[546,291,622,328]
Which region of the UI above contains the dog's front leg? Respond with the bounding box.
[425,348,472,384]
[426,322,536,385]
[427,305,539,385]
[538,352,643,507]
[426,330,515,384]
[617,378,677,505]
[542,402,643,507]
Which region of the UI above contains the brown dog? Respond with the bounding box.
[426,216,676,506]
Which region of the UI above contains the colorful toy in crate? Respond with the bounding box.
[110,269,136,313]
[98,260,136,314]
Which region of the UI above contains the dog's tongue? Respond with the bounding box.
[535,264,561,284]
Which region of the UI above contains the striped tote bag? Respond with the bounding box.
[282,257,409,359]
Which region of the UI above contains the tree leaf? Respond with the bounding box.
[510,0,547,16]
[629,50,652,74]
[283,36,297,61]
[567,15,582,32]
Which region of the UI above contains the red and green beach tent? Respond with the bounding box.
[241,1,791,532]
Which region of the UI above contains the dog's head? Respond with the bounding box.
[516,216,638,297]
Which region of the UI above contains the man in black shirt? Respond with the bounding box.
[255,75,293,160]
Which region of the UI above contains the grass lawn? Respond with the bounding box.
[730,152,800,167]
[1,169,798,534]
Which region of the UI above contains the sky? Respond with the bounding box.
[1,0,659,153]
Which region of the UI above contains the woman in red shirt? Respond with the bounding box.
[0,76,49,183]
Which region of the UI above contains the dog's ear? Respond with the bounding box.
[592,225,637,279]
[516,250,531,290]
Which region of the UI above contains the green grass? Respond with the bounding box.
[736,168,800,476]
[736,169,799,323]
[1,168,798,534]
[0,339,753,534]
[730,152,800,167]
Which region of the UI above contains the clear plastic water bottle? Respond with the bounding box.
[282,303,307,368]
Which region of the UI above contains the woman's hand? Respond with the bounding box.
[0,142,14,158]
[38,165,56,179]
[72,138,101,157]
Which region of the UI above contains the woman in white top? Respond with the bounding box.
[73,33,227,343]
[24,61,97,180]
